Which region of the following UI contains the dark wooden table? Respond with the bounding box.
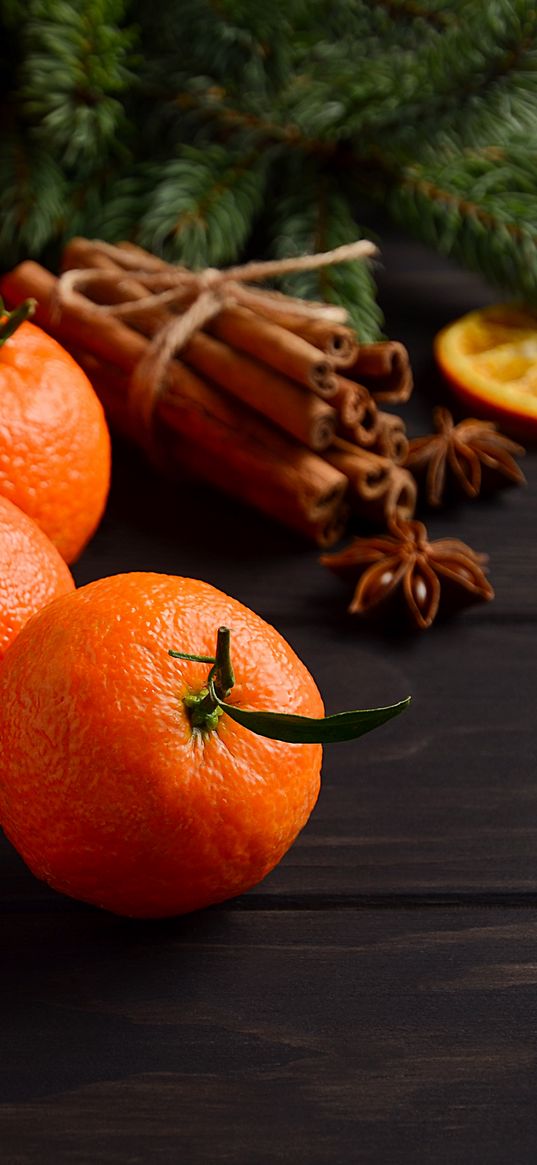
[2,239,536,1164]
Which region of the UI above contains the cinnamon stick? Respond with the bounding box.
[347,341,413,404]
[61,240,338,452]
[325,439,417,525]
[368,466,416,526]
[96,240,341,397]
[332,377,380,447]
[161,418,350,549]
[61,237,171,333]
[1,262,348,547]
[372,411,409,464]
[183,332,337,452]
[2,261,152,368]
[326,440,391,500]
[65,239,359,366]
[238,303,359,368]
[70,348,350,548]
[208,305,338,397]
[116,239,181,273]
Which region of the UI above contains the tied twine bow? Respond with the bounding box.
[56,237,378,441]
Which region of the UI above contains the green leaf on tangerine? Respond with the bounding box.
[210,684,411,744]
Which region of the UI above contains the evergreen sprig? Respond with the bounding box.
[0,135,66,267]
[270,160,383,341]
[387,144,537,300]
[2,0,537,334]
[16,1,134,172]
[136,144,269,267]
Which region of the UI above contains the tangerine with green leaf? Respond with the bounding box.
[0,572,408,917]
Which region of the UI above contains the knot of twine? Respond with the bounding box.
[56,237,378,442]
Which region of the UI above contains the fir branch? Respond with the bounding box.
[0,135,67,268]
[137,144,269,267]
[0,2,25,96]
[83,171,153,246]
[277,0,537,141]
[386,147,537,301]
[402,41,537,154]
[296,0,457,56]
[166,84,334,154]
[370,0,457,28]
[269,161,383,341]
[2,0,537,317]
[132,0,296,100]
[144,2,537,157]
[382,0,537,136]
[17,0,134,172]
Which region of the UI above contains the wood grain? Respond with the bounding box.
[1,909,537,1163]
[2,234,537,1162]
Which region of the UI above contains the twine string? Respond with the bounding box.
[56,237,378,443]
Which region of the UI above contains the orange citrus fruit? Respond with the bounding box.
[0,573,325,917]
[0,495,74,660]
[0,300,111,562]
[435,304,537,439]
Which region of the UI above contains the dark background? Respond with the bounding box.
[1,235,536,1163]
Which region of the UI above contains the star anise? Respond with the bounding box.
[405,407,525,506]
[321,518,494,630]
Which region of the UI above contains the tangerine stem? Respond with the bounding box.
[213,626,235,700]
[0,297,37,347]
[176,626,235,733]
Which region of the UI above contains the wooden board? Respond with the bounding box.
[1,908,537,1163]
[1,235,537,1162]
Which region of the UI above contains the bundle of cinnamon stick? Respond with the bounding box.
[0,238,415,547]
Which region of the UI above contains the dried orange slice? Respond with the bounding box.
[435,304,537,438]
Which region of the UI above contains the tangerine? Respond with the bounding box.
[0,572,326,917]
[0,299,111,562]
[0,495,74,660]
